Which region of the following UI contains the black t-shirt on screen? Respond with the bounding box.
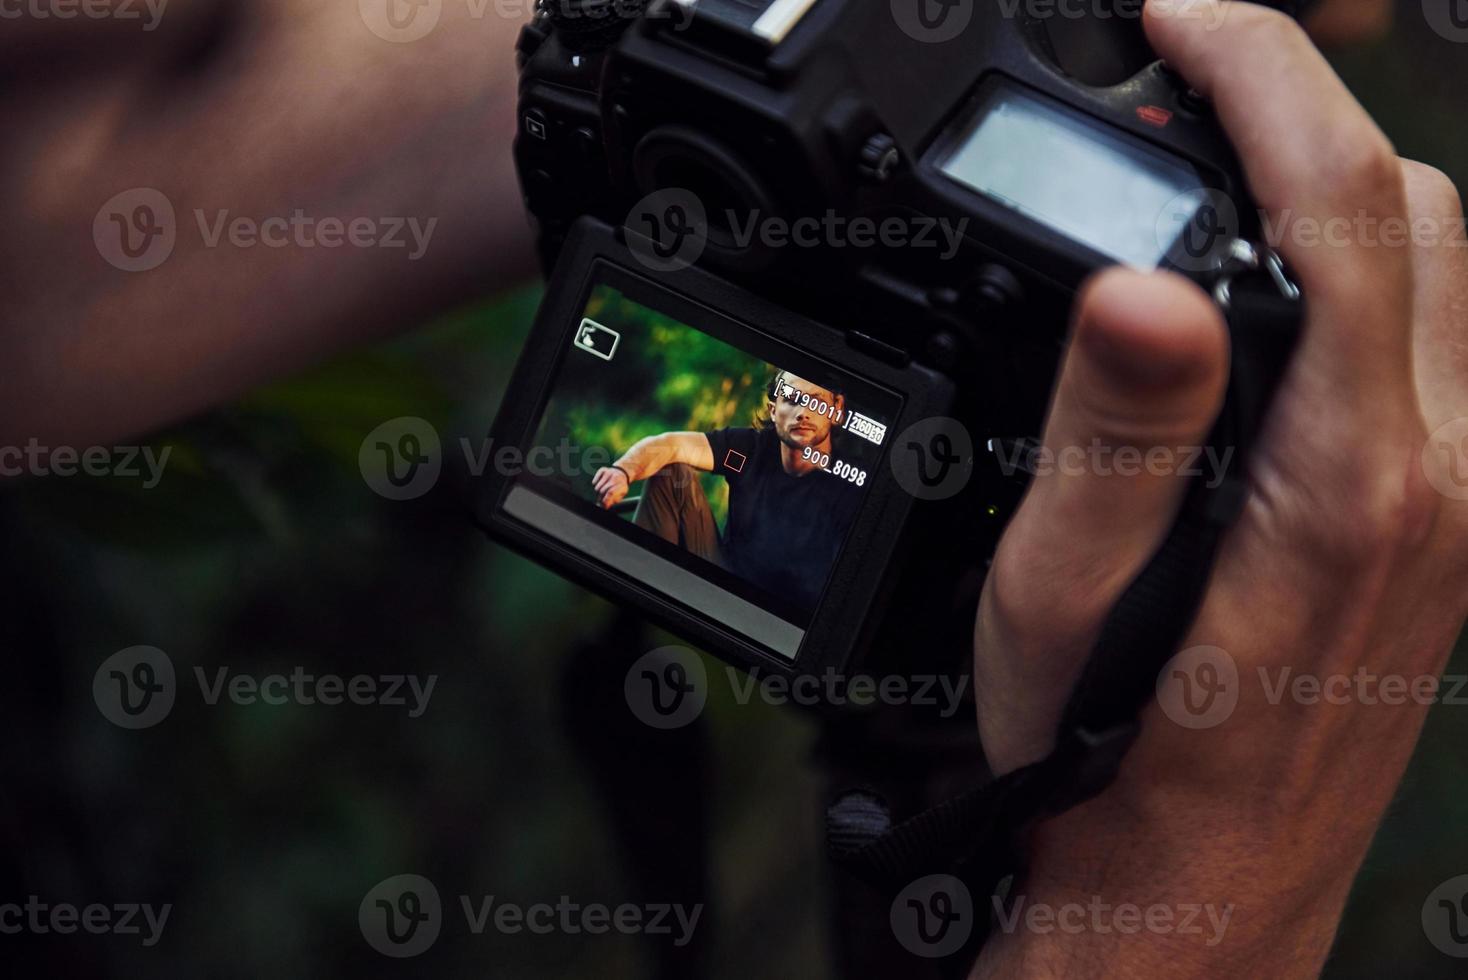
[704,426,861,614]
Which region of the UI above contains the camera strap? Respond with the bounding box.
[828,248,1304,968]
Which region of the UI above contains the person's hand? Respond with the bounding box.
[593,467,631,510]
[972,1,1468,973]
[0,0,533,448]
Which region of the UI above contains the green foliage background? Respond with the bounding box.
[532,285,779,526]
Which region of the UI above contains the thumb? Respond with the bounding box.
[978,268,1229,771]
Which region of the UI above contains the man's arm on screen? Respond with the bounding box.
[592,433,715,508]
[614,433,715,482]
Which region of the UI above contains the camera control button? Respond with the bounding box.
[573,126,599,167]
[857,133,900,183]
[963,264,1024,315]
[523,109,550,141]
[1179,88,1211,116]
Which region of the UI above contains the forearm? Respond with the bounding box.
[0,0,534,447]
[613,436,682,483]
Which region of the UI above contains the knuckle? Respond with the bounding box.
[987,538,1047,636]
[1322,129,1404,212]
[1402,160,1465,220]
[988,517,1114,645]
[1308,456,1439,565]
[1223,4,1312,63]
[1230,2,1302,39]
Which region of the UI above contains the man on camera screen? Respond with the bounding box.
[592,371,861,614]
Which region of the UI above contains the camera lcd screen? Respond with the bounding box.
[940,85,1208,270]
[500,279,901,659]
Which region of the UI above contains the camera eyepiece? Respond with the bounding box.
[632,126,778,256]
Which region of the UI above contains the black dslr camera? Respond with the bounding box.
[480,0,1306,685]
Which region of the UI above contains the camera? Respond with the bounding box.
[479,0,1305,685]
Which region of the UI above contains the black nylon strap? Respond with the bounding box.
[828,272,1305,960]
[1059,499,1223,745]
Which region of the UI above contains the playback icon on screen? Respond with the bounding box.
[574,318,621,362]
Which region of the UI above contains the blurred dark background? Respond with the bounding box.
[3,3,1466,976]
